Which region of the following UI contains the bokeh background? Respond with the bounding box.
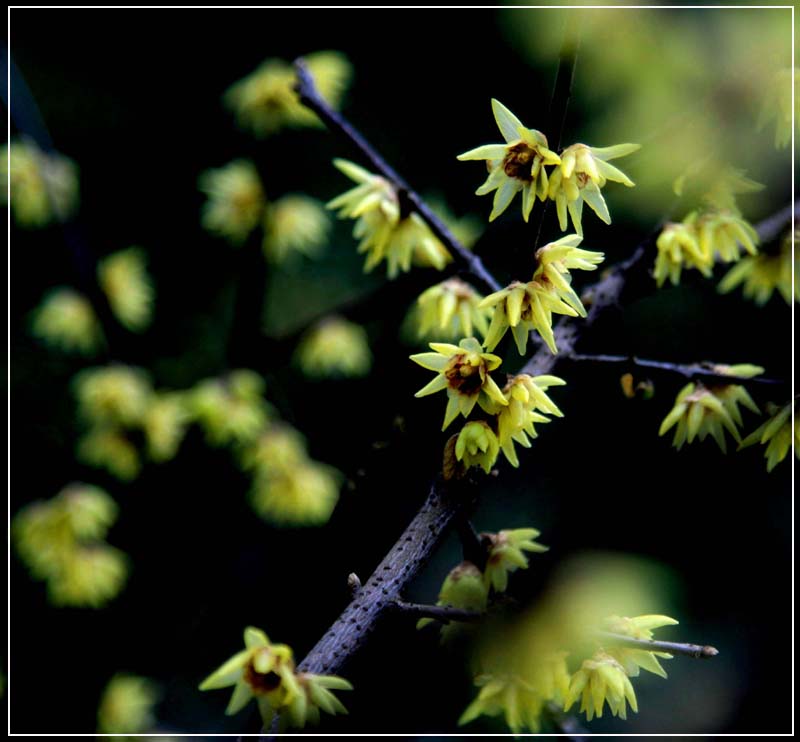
[9,6,794,735]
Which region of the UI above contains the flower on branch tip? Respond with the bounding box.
[417,561,488,643]
[658,379,759,453]
[97,673,160,734]
[31,287,104,356]
[263,195,330,264]
[602,614,678,679]
[410,337,506,431]
[295,316,372,378]
[548,143,639,236]
[199,627,352,729]
[739,402,797,472]
[483,528,548,593]
[756,67,798,149]
[457,99,560,222]
[719,229,796,305]
[199,160,266,245]
[564,651,638,721]
[414,278,492,342]
[224,51,351,137]
[455,421,501,474]
[98,247,154,332]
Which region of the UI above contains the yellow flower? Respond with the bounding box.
[97,674,160,734]
[410,337,507,431]
[142,393,190,462]
[719,229,795,305]
[417,561,489,643]
[757,67,797,149]
[658,380,759,453]
[564,651,638,721]
[483,528,548,593]
[250,461,341,527]
[239,425,308,476]
[98,247,154,332]
[653,217,711,287]
[455,421,501,474]
[199,160,266,245]
[295,317,372,378]
[224,51,351,136]
[739,402,797,472]
[414,278,491,342]
[200,627,352,728]
[3,139,79,227]
[548,143,639,236]
[77,429,141,481]
[602,614,678,678]
[457,99,561,222]
[263,195,330,264]
[31,288,104,355]
[695,210,759,263]
[673,161,764,213]
[74,365,153,427]
[534,234,605,315]
[48,544,129,608]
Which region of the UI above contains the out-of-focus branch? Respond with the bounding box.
[293,58,502,294]
[596,631,719,659]
[391,599,483,624]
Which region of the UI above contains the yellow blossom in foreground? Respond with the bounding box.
[200,627,352,729]
[411,337,507,430]
[534,234,605,316]
[483,528,548,593]
[77,429,141,481]
[564,651,638,721]
[263,195,330,264]
[97,673,160,734]
[142,393,190,462]
[295,317,372,378]
[98,248,154,332]
[740,402,797,472]
[414,278,492,342]
[74,365,153,427]
[719,230,795,305]
[199,160,266,245]
[225,51,351,136]
[417,561,489,643]
[548,142,639,236]
[458,98,561,222]
[3,139,79,227]
[757,67,797,149]
[31,287,104,355]
[455,421,501,475]
[658,379,759,453]
[603,615,677,678]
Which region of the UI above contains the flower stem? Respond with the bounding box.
[596,631,719,659]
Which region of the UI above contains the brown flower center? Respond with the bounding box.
[503,143,536,182]
[244,661,283,694]
[445,354,485,396]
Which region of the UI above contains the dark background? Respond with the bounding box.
[9,8,793,734]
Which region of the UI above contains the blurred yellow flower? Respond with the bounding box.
[458,99,561,222]
[414,278,492,342]
[410,337,507,430]
[653,218,711,287]
[31,287,104,356]
[48,544,129,608]
[3,139,79,227]
[98,247,154,332]
[483,528,548,593]
[548,143,639,236]
[564,651,638,721]
[74,365,153,427]
[417,561,488,643]
[602,614,677,678]
[455,421,500,475]
[740,402,797,472]
[199,160,266,245]
[673,161,764,213]
[97,673,160,734]
[225,51,351,137]
[142,392,190,462]
[696,210,759,263]
[77,428,141,481]
[295,317,372,378]
[757,67,797,148]
[239,425,308,476]
[263,194,330,264]
[719,229,795,305]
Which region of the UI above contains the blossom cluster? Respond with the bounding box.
[294,316,372,379]
[200,627,352,729]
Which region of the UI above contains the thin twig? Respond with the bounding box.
[293,58,501,294]
[596,631,719,659]
[392,600,483,624]
[566,353,787,387]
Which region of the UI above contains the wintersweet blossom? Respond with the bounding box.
[719,229,795,305]
[414,278,491,342]
[98,248,154,332]
[455,421,501,474]
[31,287,104,356]
[97,673,160,734]
[262,195,330,264]
[740,402,797,472]
[564,651,638,721]
[482,528,548,593]
[199,160,266,245]
[295,317,372,378]
[757,67,797,149]
[602,614,678,678]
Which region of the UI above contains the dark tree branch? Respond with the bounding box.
[596,631,719,659]
[293,58,502,294]
[392,600,483,624]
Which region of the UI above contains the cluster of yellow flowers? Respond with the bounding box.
[200,627,352,730]
[98,247,154,332]
[13,484,129,607]
[3,139,79,227]
[658,364,763,454]
[655,166,762,287]
[457,99,639,235]
[294,316,372,378]
[31,287,105,355]
[199,160,331,264]
[411,338,566,472]
[97,673,160,734]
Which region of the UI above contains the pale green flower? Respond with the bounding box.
[564,651,638,721]
[455,421,501,475]
[97,674,160,734]
[413,278,491,343]
[199,160,266,245]
[295,317,372,378]
[719,229,795,305]
[98,248,154,332]
[458,99,561,222]
[142,393,190,462]
[548,143,639,236]
[410,337,507,431]
[673,161,764,213]
[696,210,759,263]
[534,234,604,316]
[739,402,796,472]
[263,195,330,264]
[31,288,104,355]
[47,544,129,608]
[77,429,141,481]
[239,425,308,476]
[483,528,548,593]
[757,67,797,148]
[603,614,678,678]
[654,217,712,287]
[417,561,488,643]
[74,365,153,427]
